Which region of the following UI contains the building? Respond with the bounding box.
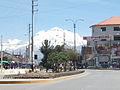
[0,51,29,69]
[84,16,120,67]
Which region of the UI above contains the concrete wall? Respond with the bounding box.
[0,69,29,75]
[92,25,120,40]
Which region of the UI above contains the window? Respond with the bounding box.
[92,30,94,33]
[114,35,120,41]
[101,27,106,31]
[114,27,120,31]
[101,39,106,41]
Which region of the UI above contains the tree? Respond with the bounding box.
[54,45,64,52]
[64,49,79,70]
[40,40,78,72]
[40,40,53,72]
[47,52,69,72]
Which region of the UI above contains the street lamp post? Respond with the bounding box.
[65,19,83,70]
[65,19,84,51]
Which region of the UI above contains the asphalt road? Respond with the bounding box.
[0,69,120,90]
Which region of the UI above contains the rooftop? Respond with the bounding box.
[92,16,120,26]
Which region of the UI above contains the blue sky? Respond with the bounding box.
[0,0,120,42]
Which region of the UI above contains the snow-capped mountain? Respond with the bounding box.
[34,27,87,49]
[1,27,87,60]
[3,39,28,51]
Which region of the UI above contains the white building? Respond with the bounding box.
[86,16,120,67]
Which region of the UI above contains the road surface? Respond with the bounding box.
[0,69,120,90]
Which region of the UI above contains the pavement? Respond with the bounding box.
[0,71,86,84]
[1,70,120,90]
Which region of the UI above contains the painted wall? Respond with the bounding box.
[92,25,120,41]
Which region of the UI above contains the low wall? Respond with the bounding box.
[0,69,29,75]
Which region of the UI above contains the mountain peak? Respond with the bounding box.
[50,27,63,32]
[34,27,87,48]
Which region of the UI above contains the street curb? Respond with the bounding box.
[0,79,53,84]
[54,71,86,80]
[0,71,85,84]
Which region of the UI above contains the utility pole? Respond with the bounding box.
[0,35,3,69]
[63,30,65,45]
[31,0,38,71]
[73,23,76,51]
[109,35,112,63]
[29,24,31,63]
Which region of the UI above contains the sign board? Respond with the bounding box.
[98,55,109,62]
[83,35,111,40]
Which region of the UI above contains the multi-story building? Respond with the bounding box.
[84,16,120,67]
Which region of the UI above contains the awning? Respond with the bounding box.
[1,61,8,63]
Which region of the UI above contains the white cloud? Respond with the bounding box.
[7,39,21,45]
[2,39,27,51]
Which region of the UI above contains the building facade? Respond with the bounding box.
[85,16,120,67]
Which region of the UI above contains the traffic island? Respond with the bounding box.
[3,70,85,79]
[0,70,85,84]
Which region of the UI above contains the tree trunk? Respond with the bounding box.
[64,62,67,72]
[46,68,48,72]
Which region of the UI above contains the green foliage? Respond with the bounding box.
[54,45,64,52]
[40,40,79,72]
[40,40,53,68]
[47,52,69,64]
[64,49,80,70]
[47,52,70,72]
[64,49,78,60]
[40,40,53,55]
[3,56,8,60]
